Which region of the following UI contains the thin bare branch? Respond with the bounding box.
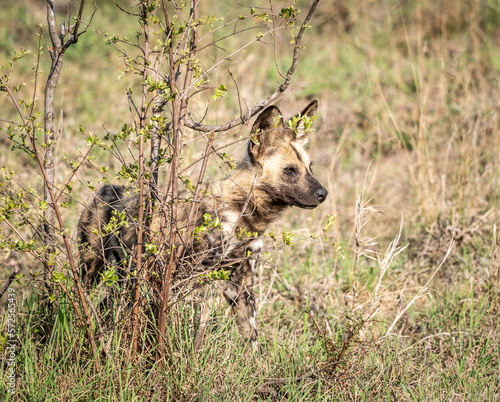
[157,0,180,363]
[184,0,320,132]
[0,266,20,301]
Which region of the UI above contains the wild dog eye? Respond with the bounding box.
[309,162,314,173]
[283,166,297,175]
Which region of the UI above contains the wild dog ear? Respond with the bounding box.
[289,100,318,146]
[248,105,285,162]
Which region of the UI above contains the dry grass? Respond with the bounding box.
[1,0,500,400]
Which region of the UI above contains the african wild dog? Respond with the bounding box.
[78,100,328,351]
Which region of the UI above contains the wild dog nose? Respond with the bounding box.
[314,187,328,203]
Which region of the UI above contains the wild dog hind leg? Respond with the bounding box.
[222,265,259,351]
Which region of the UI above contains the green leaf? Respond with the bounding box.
[211,84,227,100]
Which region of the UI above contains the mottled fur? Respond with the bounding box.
[78,100,327,350]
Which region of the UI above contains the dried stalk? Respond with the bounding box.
[386,239,456,335]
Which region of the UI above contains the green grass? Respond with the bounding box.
[3,267,499,400]
[1,0,500,400]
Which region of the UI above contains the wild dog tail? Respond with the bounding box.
[77,184,127,287]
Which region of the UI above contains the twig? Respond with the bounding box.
[184,0,320,132]
[0,267,20,301]
[227,68,246,124]
[54,144,94,204]
[401,331,468,353]
[386,238,456,335]
[256,360,346,391]
[157,0,182,364]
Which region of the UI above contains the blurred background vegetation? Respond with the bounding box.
[1,0,500,399]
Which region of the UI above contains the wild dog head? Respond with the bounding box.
[247,100,328,209]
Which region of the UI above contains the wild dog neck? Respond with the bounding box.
[216,161,289,237]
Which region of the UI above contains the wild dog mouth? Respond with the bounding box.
[295,203,320,209]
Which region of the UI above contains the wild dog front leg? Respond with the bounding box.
[223,239,263,351]
[193,283,218,355]
[223,269,259,350]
